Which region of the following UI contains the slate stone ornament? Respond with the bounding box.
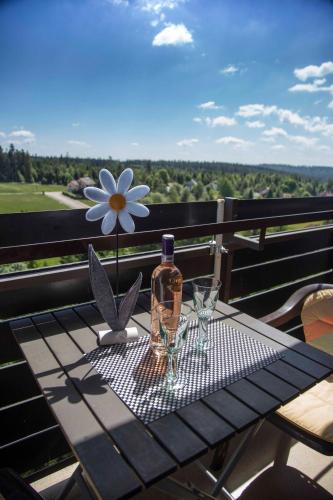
[84,168,150,345]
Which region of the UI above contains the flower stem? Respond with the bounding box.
[116,220,119,300]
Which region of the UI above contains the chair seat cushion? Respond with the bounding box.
[302,289,333,342]
[276,373,333,444]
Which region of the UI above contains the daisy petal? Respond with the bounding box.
[117,168,133,194]
[84,187,109,203]
[126,185,150,202]
[85,203,110,221]
[99,169,117,195]
[126,201,150,218]
[118,210,135,233]
[101,210,117,235]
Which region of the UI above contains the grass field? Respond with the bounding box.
[0,193,68,213]
[0,182,65,193]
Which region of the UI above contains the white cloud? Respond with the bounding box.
[193,117,202,123]
[271,144,285,150]
[275,108,305,126]
[262,126,322,149]
[177,138,198,147]
[262,127,288,137]
[10,129,35,139]
[141,0,185,15]
[197,101,221,110]
[67,140,91,147]
[314,78,326,86]
[294,61,333,81]
[237,103,333,138]
[237,104,277,117]
[215,136,253,149]
[206,116,237,127]
[329,101,333,110]
[150,12,165,26]
[289,81,333,94]
[245,120,265,128]
[9,129,36,144]
[287,135,318,147]
[220,64,239,75]
[106,0,129,5]
[131,142,139,146]
[0,131,6,138]
[152,23,192,46]
[72,122,80,127]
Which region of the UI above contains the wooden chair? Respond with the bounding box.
[260,283,333,456]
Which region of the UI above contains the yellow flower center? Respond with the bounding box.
[109,193,126,211]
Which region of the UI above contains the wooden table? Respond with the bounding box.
[10,289,333,499]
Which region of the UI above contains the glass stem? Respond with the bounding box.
[198,317,209,345]
[167,352,177,382]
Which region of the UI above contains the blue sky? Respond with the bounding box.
[0,0,333,166]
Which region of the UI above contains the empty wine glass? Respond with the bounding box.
[192,278,222,352]
[158,301,192,392]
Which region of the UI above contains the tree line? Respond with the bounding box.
[0,144,332,202]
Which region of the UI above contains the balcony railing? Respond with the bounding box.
[0,196,333,480]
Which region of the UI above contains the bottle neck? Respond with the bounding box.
[162,253,174,263]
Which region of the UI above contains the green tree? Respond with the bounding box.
[217,178,234,198]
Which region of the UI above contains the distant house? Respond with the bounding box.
[319,190,333,197]
[67,176,95,196]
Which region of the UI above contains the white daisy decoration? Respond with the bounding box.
[84,168,150,234]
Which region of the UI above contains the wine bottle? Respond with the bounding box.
[150,234,183,357]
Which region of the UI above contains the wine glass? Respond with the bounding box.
[192,278,222,352]
[157,301,192,392]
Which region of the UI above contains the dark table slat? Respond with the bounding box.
[230,312,333,370]
[10,319,141,500]
[34,312,176,487]
[148,414,208,465]
[202,390,259,431]
[177,401,235,447]
[225,379,280,415]
[282,350,331,380]
[265,360,315,390]
[246,369,299,403]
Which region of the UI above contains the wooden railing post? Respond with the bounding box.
[220,197,237,303]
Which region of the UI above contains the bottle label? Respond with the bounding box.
[167,276,182,292]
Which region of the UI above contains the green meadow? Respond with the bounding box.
[0,183,67,213]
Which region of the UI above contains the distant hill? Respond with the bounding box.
[256,164,333,180]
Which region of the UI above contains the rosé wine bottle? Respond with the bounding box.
[150,234,183,358]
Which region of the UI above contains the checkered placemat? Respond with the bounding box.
[86,319,281,425]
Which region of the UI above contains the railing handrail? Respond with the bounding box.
[1,208,333,264]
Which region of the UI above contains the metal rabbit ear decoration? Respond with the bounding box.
[84,168,150,345]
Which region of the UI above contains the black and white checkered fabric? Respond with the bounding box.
[86,319,281,425]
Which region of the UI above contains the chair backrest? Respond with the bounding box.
[259,283,333,328]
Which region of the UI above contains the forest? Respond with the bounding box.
[0,144,332,205]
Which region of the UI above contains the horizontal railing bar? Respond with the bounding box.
[0,244,210,290]
[0,359,26,371]
[232,245,333,272]
[1,209,333,264]
[0,394,44,412]
[230,270,332,318]
[0,424,60,450]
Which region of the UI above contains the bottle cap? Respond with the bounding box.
[162,234,174,256]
